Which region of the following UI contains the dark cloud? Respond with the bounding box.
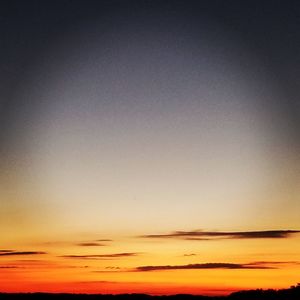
[0,266,19,268]
[183,253,197,257]
[140,230,300,240]
[61,252,139,259]
[135,262,275,272]
[0,250,46,256]
[76,242,106,247]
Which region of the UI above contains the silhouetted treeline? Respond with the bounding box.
[228,283,300,299]
[0,284,299,300]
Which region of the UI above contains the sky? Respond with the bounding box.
[0,0,299,296]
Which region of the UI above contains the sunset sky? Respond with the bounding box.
[0,0,299,296]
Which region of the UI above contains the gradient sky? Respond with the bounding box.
[0,0,299,296]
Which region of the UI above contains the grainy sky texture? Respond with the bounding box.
[0,0,299,295]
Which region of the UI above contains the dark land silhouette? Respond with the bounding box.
[0,284,300,300]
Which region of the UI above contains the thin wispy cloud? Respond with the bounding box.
[247,261,300,266]
[76,239,113,246]
[105,266,120,270]
[92,270,125,273]
[140,230,300,240]
[91,266,123,273]
[2,259,91,270]
[61,252,140,260]
[76,280,119,284]
[37,239,112,247]
[135,262,276,272]
[0,250,46,256]
[96,239,113,242]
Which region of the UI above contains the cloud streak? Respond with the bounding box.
[61,252,140,260]
[135,262,275,272]
[76,239,113,247]
[0,250,46,256]
[96,239,113,242]
[76,242,106,247]
[140,230,300,240]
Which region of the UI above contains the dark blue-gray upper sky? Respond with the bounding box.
[0,0,299,236]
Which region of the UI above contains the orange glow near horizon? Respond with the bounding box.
[0,235,300,295]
